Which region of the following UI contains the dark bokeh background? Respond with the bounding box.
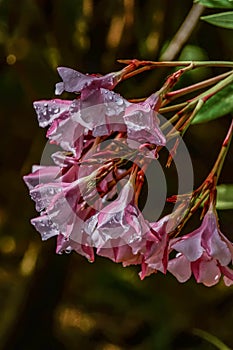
[0,1,233,349]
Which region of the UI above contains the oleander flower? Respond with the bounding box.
[140,206,186,279]
[84,178,149,265]
[24,65,168,271]
[55,66,124,96]
[124,92,166,154]
[24,153,140,262]
[32,66,166,162]
[168,204,233,286]
[24,161,97,239]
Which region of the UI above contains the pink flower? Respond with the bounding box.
[140,206,185,279]
[55,67,123,96]
[24,155,133,262]
[123,93,166,155]
[33,90,128,157]
[33,67,166,158]
[168,205,233,286]
[140,221,169,279]
[24,65,167,268]
[84,179,149,265]
[24,158,95,235]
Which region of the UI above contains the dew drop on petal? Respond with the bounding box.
[128,233,141,244]
[65,246,72,254]
[116,98,124,106]
[53,107,60,114]
[34,100,67,127]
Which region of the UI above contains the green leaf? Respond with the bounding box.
[201,11,233,29]
[192,82,233,124]
[216,184,233,210]
[193,328,231,350]
[195,0,233,8]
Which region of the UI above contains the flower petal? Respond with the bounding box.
[192,255,221,287]
[55,67,120,95]
[23,166,60,190]
[168,254,192,283]
[31,214,59,240]
[171,230,204,262]
[33,99,71,127]
[202,211,231,266]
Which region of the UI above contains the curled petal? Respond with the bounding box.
[55,67,121,95]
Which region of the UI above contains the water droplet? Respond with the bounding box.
[128,233,141,244]
[48,188,55,195]
[53,107,60,114]
[116,98,124,106]
[65,246,72,254]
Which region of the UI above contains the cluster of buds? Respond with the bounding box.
[24,62,233,287]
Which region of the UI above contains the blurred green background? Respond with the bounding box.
[0,1,233,349]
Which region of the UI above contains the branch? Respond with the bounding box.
[159,3,205,61]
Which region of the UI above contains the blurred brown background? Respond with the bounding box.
[0,1,233,349]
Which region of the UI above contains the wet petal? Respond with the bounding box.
[33,99,71,127]
[124,93,166,150]
[56,232,95,262]
[55,67,93,94]
[30,183,62,211]
[55,67,120,95]
[47,110,86,157]
[31,214,59,240]
[168,254,192,283]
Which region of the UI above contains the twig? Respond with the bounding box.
[159,3,205,61]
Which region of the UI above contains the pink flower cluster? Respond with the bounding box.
[24,66,233,286]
